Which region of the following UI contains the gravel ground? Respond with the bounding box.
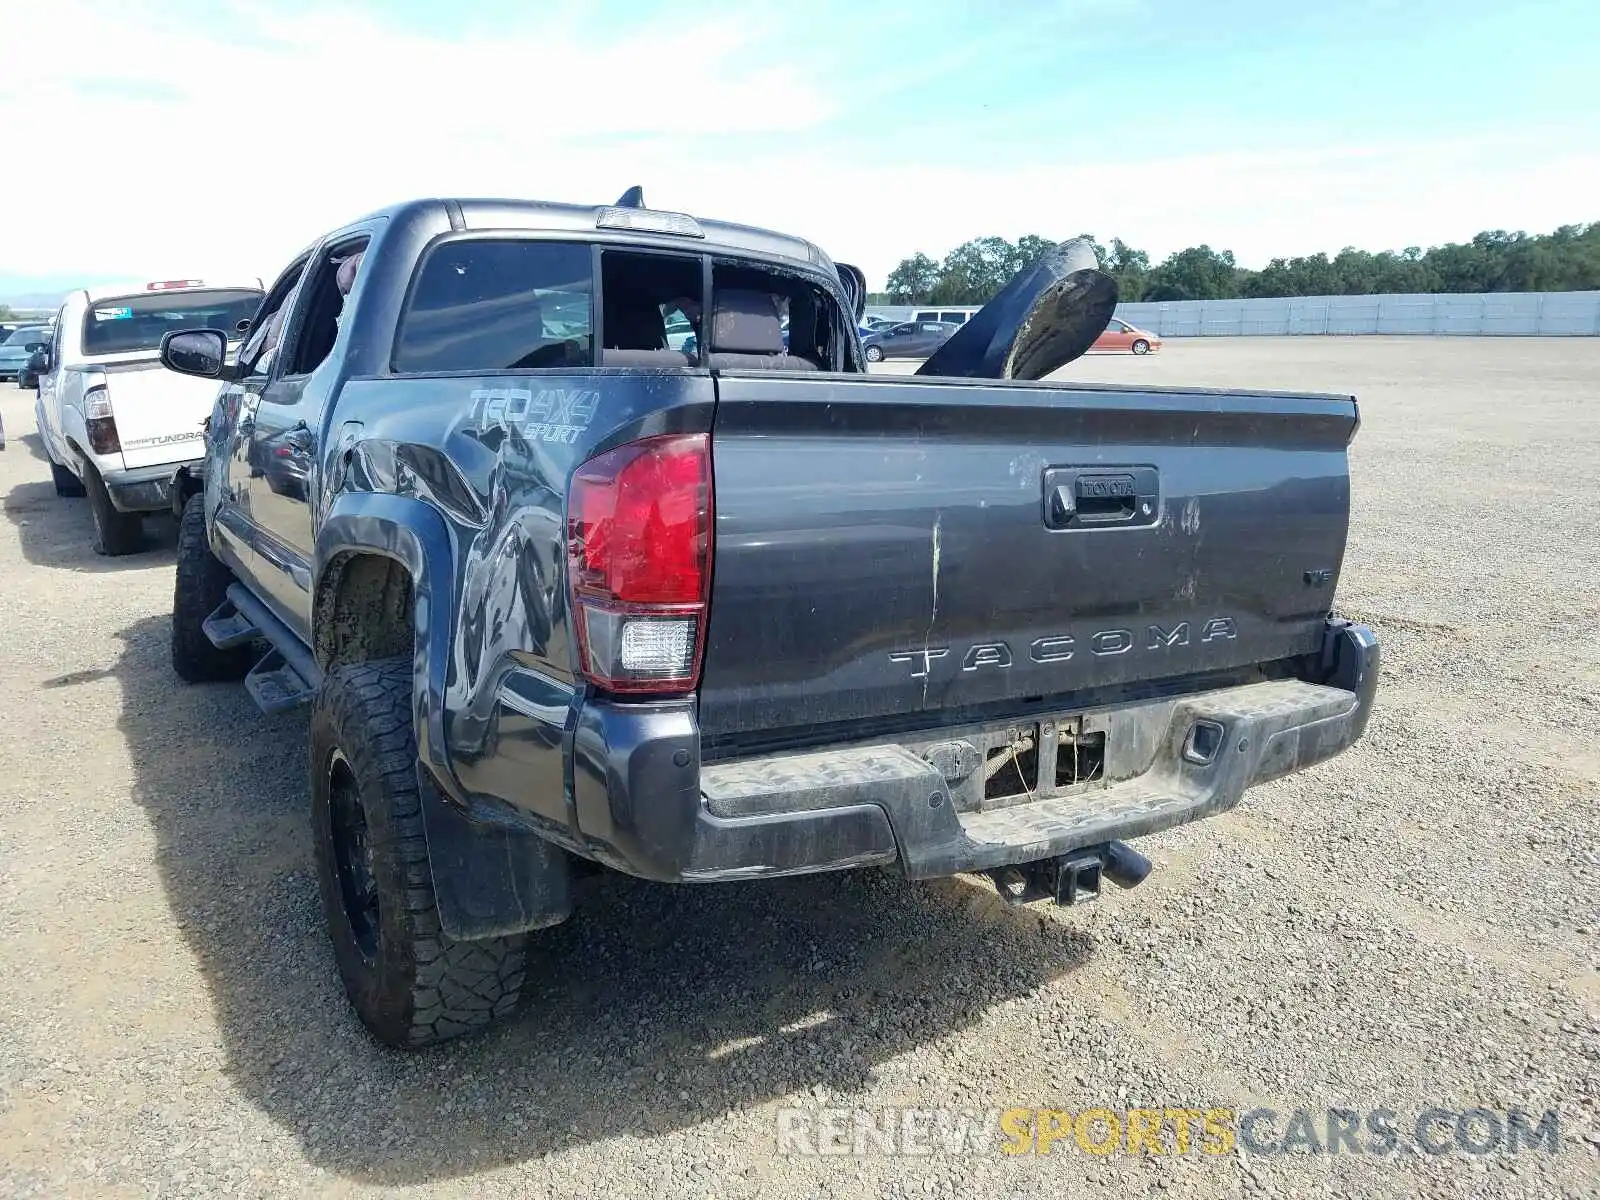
[1,337,1597,1199]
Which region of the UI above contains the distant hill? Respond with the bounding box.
[0,273,78,311]
[1,290,68,309]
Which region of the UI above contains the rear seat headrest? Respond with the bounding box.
[711,289,783,354]
[605,299,668,350]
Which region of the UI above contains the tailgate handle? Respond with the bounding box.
[1071,476,1137,522]
[1043,466,1159,531]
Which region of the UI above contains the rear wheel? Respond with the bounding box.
[310,656,530,1048]
[84,465,144,556]
[50,461,86,497]
[865,344,884,362]
[1132,339,1150,355]
[172,494,255,682]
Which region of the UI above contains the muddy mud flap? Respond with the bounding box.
[416,765,575,940]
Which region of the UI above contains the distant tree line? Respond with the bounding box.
[874,222,1600,305]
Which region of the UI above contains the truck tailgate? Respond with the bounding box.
[98,359,216,470]
[698,372,1357,753]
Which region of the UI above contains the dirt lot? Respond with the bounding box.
[1,338,1596,1199]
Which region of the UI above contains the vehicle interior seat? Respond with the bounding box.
[707,289,819,371]
[599,295,693,367]
[782,292,826,368]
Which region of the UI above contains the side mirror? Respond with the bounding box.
[27,349,49,372]
[161,328,228,378]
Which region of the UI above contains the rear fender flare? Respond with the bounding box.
[314,492,573,940]
[314,491,457,801]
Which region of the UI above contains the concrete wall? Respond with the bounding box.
[1112,290,1600,337]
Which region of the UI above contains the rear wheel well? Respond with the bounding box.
[316,552,415,671]
[171,466,204,519]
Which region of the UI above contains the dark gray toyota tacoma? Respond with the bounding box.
[159,190,1380,1048]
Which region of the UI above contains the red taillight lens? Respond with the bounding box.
[567,433,712,694]
[571,434,709,604]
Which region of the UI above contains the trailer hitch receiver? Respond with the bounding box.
[985,840,1153,908]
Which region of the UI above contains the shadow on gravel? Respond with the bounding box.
[111,613,1095,1185]
[2,445,178,571]
[15,429,49,462]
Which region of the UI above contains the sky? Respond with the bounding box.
[3,0,1597,300]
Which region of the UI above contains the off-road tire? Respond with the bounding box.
[51,461,86,497]
[310,656,529,1049]
[84,464,143,555]
[172,494,255,682]
[865,344,884,362]
[1132,339,1151,355]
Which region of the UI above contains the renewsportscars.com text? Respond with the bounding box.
[774,1105,1564,1158]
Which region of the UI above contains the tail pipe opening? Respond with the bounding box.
[985,840,1153,908]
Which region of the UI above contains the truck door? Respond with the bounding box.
[36,305,68,461]
[238,234,371,637]
[208,257,311,629]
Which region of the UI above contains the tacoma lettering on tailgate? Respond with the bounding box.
[892,617,1239,678]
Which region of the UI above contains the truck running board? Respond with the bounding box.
[245,648,316,715]
[201,604,260,650]
[204,584,324,715]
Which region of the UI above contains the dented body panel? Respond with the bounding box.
[184,195,1380,936]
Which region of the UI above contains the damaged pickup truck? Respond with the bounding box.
[159,189,1379,1048]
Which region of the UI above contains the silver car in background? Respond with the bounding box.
[860,319,961,362]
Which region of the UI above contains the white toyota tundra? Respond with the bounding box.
[34,278,263,555]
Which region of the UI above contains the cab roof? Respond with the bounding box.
[350,193,836,274]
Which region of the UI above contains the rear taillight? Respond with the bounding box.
[566,433,712,695]
[84,386,121,456]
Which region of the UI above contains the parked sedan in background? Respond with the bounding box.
[0,324,53,381]
[1092,317,1161,354]
[861,319,960,362]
